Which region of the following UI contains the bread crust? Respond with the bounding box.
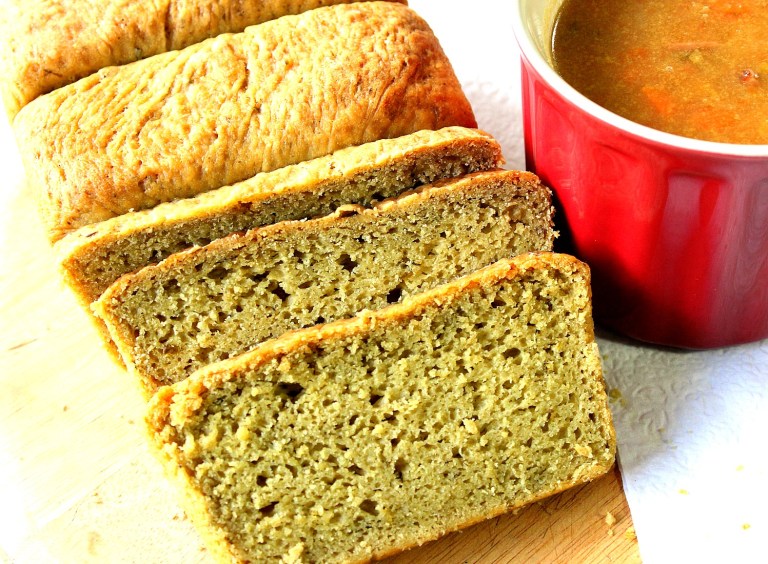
[0,0,406,118]
[13,2,475,242]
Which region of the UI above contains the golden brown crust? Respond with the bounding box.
[0,0,406,119]
[13,2,475,243]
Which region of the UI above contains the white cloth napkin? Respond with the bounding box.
[410,1,768,562]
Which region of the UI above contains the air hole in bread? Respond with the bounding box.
[162,279,180,294]
[337,253,358,273]
[349,464,364,476]
[541,414,551,434]
[386,286,403,304]
[249,272,267,284]
[394,457,407,480]
[207,267,228,281]
[359,499,378,516]
[503,347,521,360]
[276,382,304,402]
[267,280,289,300]
[258,501,278,517]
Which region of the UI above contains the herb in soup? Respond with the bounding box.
[552,0,768,144]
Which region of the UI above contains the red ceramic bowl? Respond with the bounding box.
[512,0,768,349]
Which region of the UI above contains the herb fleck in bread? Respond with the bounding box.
[13,2,475,242]
[146,252,616,563]
[94,170,556,393]
[56,127,503,306]
[0,0,404,118]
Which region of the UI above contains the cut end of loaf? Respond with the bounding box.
[147,252,616,563]
[95,169,557,391]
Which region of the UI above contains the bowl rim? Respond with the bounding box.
[511,0,768,158]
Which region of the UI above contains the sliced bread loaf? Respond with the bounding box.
[13,2,475,242]
[94,170,556,393]
[146,252,616,563]
[1,0,403,118]
[56,127,503,306]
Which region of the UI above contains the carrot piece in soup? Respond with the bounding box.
[687,106,738,138]
[641,86,675,116]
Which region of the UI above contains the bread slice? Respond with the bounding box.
[146,252,616,564]
[13,2,475,242]
[1,0,404,118]
[94,170,556,393]
[56,127,503,306]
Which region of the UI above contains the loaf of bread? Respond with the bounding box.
[13,2,475,242]
[94,170,556,393]
[56,127,503,306]
[0,0,404,119]
[146,252,616,563]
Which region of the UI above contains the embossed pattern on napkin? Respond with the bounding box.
[600,335,767,563]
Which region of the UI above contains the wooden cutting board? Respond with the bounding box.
[0,132,640,563]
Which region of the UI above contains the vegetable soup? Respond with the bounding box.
[552,0,768,144]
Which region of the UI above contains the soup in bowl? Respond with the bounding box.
[512,0,768,348]
[552,0,768,145]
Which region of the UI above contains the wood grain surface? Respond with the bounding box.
[0,128,640,563]
[385,466,639,563]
